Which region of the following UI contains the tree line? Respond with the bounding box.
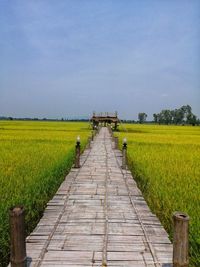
[0,116,90,122]
[138,105,199,125]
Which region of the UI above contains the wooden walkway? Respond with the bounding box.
[25,127,172,267]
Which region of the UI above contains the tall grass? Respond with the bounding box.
[0,121,90,266]
[116,124,200,267]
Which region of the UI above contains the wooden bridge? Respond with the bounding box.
[21,127,173,266]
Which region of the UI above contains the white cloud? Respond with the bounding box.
[161,93,168,97]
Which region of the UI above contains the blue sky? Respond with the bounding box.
[0,0,199,119]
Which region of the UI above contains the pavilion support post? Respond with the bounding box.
[88,137,92,149]
[107,125,110,134]
[10,206,27,267]
[114,137,119,149]
[173,212,189,267]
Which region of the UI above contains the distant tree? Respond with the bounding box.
[178,105,191,124]
[159,110,173,124]
[172,108,184,124]
[187,114,197,126]
[196,118,200,126]
[138,113,147,124]
[153,113,158,123]
[157,113,162,124]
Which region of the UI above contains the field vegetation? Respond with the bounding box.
[0,120,90,266]
[116,124,200,266]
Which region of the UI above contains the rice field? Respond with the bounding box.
[0,120,90,267]
[1,121,199,266]
[116,124,200,267]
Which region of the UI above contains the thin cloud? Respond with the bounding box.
[161,94,168,98]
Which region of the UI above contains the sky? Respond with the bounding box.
[0,0,200,120]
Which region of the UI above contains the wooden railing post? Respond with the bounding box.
[75,136,81,168]
[122,138,127,169]
[173,212,189,267]
[108,125,112,136]
[10,206,27,267]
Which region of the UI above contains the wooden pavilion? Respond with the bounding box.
[91,112,120,130]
